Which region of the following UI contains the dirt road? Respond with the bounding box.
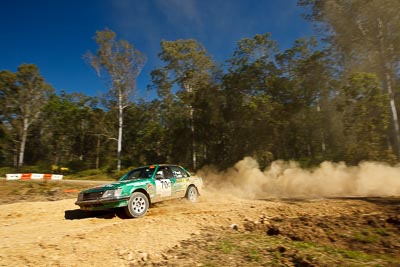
[1,187,400,266]
[4,192,246,266]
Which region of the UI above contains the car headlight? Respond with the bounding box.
[101,188,122,198]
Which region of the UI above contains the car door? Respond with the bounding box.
[154,166,175,199]
[170,166,189,198]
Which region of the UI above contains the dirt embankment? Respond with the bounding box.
[1,187,399,266]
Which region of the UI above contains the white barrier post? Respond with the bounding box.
[6,174,22,180]
[51,175,63,180]
[31,173,44,180]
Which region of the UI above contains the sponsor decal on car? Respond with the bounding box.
[133,181,147,187]
[147,183,155,194]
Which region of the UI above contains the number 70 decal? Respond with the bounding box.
[156,179,171,196]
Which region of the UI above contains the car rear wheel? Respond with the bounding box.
[185,186,198,203]
[124,192,149,218]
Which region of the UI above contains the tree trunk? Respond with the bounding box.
[184,82,197,170]
[190,106,197,170]
[18,117,29,168]
[317,105,326,153]
[384,71,400,157]
[377,17,400,157]
[117,92,123,172]
[96,134,101,169]
[13,150,18,168]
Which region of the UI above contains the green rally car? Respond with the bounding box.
[75,164,203,218]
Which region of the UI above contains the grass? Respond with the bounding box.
[353,231,378,244]
[292,240,397,264]
[217,240,236,254]
[246,248,261,262]
[374,228,391,237]
[197,231,399,267]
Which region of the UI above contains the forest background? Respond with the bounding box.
[1,0,400,178]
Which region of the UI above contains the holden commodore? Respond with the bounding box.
[75,164,203,218]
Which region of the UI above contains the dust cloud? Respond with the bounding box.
[198,157,400,199]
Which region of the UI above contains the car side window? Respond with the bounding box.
[171,166,183,178]
[164,167,174,179]
[180,167,190,177]
[171,166,190,178]
[156,166,174,179]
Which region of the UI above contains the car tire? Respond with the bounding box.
[185,186,198,203]
[124,192,149,218]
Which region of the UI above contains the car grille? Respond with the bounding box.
[82,191,104,200]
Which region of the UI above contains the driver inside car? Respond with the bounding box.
[155,170,164,179]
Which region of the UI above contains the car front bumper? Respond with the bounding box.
[75,196,130,210]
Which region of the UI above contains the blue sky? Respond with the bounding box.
[0,0,313,100]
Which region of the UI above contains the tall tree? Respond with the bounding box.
[87,106,114,170]
[299,0,400,158]
[223,33,282,165]
[276,37,334,163]
[85,29,146,171]
[340,73,393,163]
[223,33,338,166]
[151,39,215,170]
[41,92,105,170]
[123,100,167,166]
[0,64,53,168]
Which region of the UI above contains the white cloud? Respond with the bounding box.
[154,0,202,30]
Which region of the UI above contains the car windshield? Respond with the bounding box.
[120,167,156,181]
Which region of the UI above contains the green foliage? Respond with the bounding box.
[299,0,400,158]
[1,18,399,171]
[340,73,395,163]
[0,167,16,177]
[0,64,54,167]
[151,39,218,169]
[38,92,108,169]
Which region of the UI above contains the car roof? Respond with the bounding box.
[140,164,182,168]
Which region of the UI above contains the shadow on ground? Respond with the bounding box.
[64,209,117,220]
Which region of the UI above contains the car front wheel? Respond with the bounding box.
[185,186,198,203]
[124,192,149,218]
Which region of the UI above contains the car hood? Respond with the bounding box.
[83,179,149,193]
